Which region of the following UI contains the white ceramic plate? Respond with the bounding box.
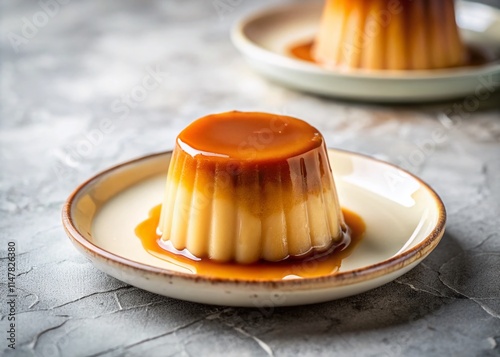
[231,0,500,102]
[62,150,446,307]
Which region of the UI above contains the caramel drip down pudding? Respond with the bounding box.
[313,0,466,70]
[158,111,349,264]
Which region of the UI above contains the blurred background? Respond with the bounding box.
[1,0,499,193]
[1,1,499,356]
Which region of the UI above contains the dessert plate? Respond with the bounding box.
[62,150,446,307]
[231,0,500,102]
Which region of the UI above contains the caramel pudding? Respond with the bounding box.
[312,0,466,70]
[157,111,349,264]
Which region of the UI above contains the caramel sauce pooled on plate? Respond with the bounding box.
[290,41,316,63]
[290,40,492,68]
[135,205,365,281]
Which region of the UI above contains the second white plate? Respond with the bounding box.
[231,0,500,102]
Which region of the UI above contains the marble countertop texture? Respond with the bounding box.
[1,0,499,356]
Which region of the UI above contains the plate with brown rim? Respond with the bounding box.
[62,149,446,307]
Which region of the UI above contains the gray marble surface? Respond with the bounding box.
[1,1,500,356]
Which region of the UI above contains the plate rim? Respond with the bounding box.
[62,149,446,290]
[231,0,500,81]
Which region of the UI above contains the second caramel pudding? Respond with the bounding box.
[158,111,348,264]
[313,0,466,70]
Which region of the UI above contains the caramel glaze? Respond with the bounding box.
[178,111,323,162]
[165,138,334,216]
[136,204,365,280]
[166,112,334,215]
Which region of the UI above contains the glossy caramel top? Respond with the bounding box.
[178,111,323,162]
